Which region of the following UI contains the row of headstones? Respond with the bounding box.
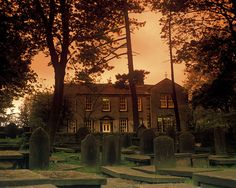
[140,129,195,154]
[28,127,185,169]
[28,127,121,169]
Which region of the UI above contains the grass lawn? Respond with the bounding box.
[50,151,136,174]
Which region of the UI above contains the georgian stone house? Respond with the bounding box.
[61,78,190,133]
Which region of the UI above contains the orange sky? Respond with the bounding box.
[31,11,186,88]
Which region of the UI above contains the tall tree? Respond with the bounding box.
[167,10,181,131]
[3,0,144,146]
[148,0,236,111]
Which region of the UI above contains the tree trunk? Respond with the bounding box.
[124,1,139,132]
[48,64,66,150]
[168,11,181,132]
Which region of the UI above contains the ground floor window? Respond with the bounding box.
[68,119,77,133]
[120,119,128,133]
[84,119,94,133]
[157,116,176,132]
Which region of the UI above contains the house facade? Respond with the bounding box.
[61,78,190,133]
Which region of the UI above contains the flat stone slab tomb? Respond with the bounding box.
[5,184,57,188]
[101,166,185,183]
[193,169,236,188]
[37,170,107,188]
[209,156,236,166]
[124,154,151,166]
[132,165,219,178]
[133,183,196,188]
[0,170,106,188]
[0,169,49,187]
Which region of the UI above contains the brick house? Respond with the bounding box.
[61,78,190,133]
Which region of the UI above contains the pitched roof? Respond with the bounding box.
[64,78,184,96]
[64,83,153,95]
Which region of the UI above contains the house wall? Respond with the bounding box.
[62,79,190,133]
[63,93,150,133]
[150,79,190,131]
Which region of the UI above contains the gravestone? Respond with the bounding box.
[102,135,121,165]
[120,134,132,148]
[29,127,50,169]
[140,129,156,154]
[81,134,99,166]
[137,124,147,138]
[179,131,195,153]
[154,136,176,169]
[214,127,227,155]
[75,127,90,143]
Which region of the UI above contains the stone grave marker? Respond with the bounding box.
[75,127,90,144]
[140,129,156,154]
[102,135,121,165]
[179,131,195,153]
[137,124,146,138]
[214,127,227,155]
[120,134,132,148]
[154,136,176,169]
[81,134,99,166]
[29,127,50,169]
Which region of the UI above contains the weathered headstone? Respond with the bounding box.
[75,127,90,143]
[29,127,50,169]
[102,135,121,165]
[120,134,132,148]
[214,127,227,155]
[179,131,195,153]
[81,134,99,166]
[154,136,176,169]
[137,124,147,138]
[140,129,156,154]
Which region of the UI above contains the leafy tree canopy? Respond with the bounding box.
[0,6,37,116]
[148,0,236,111]
[115,69,150,88]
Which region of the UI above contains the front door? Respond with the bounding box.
[102,122,111,133]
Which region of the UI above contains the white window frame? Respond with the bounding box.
[120,119,128,133]
[119,97,128,111]
[102,97,111,111]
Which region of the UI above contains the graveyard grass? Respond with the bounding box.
[48,151,136,173]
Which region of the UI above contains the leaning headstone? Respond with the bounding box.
[81,134,99,166]
[179,131,195,153]
[29,127,50,169]
[75,127,90,143]
[214,127,227,155]
[154,136,175,170]
[102,135,121,165]
[140,129,156,154]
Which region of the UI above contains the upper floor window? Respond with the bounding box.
[138,97,142,111]
[85,96,92,111]
[119,97,128,111]
[160,94,174,109]
[102,97,110,111]
[120,119,128,132]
